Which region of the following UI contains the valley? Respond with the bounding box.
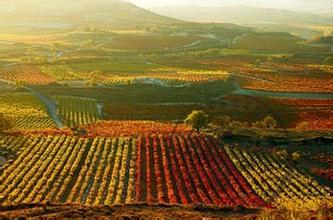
[0,0,332,218]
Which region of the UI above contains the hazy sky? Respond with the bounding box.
[131,0,333,11]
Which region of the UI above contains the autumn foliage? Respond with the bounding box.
[0,64,55,85]
[81,120,193,137]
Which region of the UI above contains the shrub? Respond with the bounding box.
[252,115,277,130]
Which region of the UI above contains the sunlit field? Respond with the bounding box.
[0,0,332,218]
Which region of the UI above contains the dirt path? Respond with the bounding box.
[0,78,64,128]
[24,86,65,128]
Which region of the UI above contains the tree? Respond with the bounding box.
[0,114,11,132]
[252,115,277,130]
[185,110,208,132]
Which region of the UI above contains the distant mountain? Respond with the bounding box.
[151,5,333,38]
[0,0,183,30]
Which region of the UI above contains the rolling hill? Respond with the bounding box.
[0,0,183,30]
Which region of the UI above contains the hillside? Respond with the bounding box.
[151,5,333,25]
[0,1,332,219]
[151,6,333,38]
[0,0,183,30]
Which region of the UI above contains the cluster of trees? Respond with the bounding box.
[185,110,277,132]
[275,149,302,161]
[214,115,277,131]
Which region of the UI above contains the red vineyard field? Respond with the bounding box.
[82,120,193,137]
[0,134,331,210]
[312,154,333,182]
[135,134,266,207]
[0,64,55,85]
[9,120,193,137]
[276,99,333,130]
[200,59,333,93]
[234,68,333,93]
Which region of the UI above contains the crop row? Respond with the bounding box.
[135,134,265,207]
[276,99,333,130]
[66,137,136,205]
[98,71,229,87]
[235,69,333,93]
[0,93,55,131]
[0,64,54,85]
[0,134,330,209]
[54,96,99,127]
[225,146,331,210]
[0,135,30,152]
[82,120,193,137]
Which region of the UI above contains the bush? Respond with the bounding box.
[292,151,302,161]
[252,116,277,130]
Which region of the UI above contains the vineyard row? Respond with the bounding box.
[0,134,330,209]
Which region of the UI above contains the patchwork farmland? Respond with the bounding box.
[0,0,332,218]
